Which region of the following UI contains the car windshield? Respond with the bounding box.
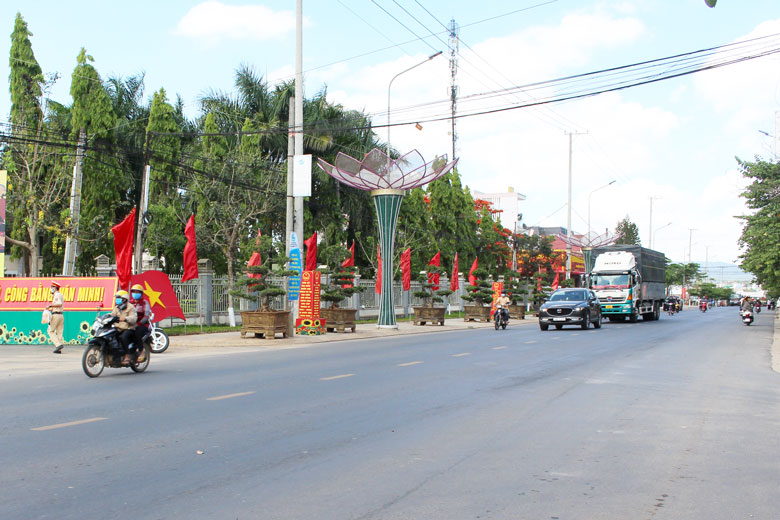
[549,290,587,302]
[591,274,630,290]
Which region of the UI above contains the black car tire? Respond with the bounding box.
[593,312,602,329]
[581,311,590,330]
[539,322,548,331]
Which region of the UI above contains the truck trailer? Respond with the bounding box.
[587,245,666,322]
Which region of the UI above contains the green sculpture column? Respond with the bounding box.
[372,189,404,328]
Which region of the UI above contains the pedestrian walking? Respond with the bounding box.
[47,281,65,353]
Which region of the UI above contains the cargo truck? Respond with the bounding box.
[586,245,666,322]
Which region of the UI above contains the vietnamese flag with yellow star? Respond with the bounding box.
[131,270,185,322]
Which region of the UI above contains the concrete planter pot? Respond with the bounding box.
[240,310,290,339]
[463,305,492,322]
[320,307,357,333]
[412,306,446,326]
[507,304,526,320]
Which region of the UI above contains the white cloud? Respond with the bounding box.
[173,2,296,43]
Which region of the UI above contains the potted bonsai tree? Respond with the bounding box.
[504,270,527,320]
[231,235,296,339]
[319,245,363,333]
[412,264,452,326]
[462,267,494,322]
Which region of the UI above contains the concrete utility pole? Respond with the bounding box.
[448,18,459,161]
[133,164,151,273]
[294,0,304,246]
[565,130,587,279]
[62,128,86,276]
[648,196,661,249]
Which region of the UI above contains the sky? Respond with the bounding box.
[2,0,780,281]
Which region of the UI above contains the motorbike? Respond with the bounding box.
[148,313,170,354]
[82,312,151,378]
[699,302,707,313]
[740,309,754,326]
[494,305,509,330]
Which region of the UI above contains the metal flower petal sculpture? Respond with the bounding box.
[318,148,457,328]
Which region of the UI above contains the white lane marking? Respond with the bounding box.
[524,340,537,344]
[31,417,107,431]
[398,361,423,367]
[320,373,355,381]
[452,353,471,357]
[207,391,256,401]
[492,346,508,350]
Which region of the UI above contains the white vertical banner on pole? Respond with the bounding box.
[293,154,312,197]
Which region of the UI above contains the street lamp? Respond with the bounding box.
[387,51,443,170]
[587,180,616,242]
[652,221,672,251]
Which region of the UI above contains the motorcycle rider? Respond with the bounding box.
[495,292,511,324]
[741,297,753,313]
[129,284,151,363]
[111,290,137,366]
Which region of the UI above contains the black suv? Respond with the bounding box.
[539,288,602,331]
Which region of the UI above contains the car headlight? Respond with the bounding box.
[574,306,586,312]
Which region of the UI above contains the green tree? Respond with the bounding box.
[614,216,641,245]
[738,158,780,294]
[666,262,702,286]
[68,48,128,273]
[4,14,69,275]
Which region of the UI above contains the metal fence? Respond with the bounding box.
[167,274,474,324]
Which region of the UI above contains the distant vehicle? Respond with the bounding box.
[587,245,666,323]
[539,288,602,331]
[663,296,680,315]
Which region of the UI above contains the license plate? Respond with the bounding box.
[553,317,566,322]
[605,305,614,309]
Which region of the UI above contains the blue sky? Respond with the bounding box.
[3,1,780,276]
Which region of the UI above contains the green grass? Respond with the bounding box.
[166,324,242,336]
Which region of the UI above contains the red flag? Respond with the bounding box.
[131,270,185,322]
[375,244,382,294]
[247,230,262,279]
[339,241,355,289]
[400,247,411,291]
[111,208,136,291]
[304,232,317,271]
[182,214,199,282]
[551,272,560,291]
[427,251,441,290]
[468,257,478,286]
[341,241,355,268]
[450,253,459,291]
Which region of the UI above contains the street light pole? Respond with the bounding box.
[564,130,587,278]
[387,51,442,170]
[653,221,672,250]
[587,180,615,243]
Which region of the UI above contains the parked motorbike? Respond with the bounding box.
[82,312,151,378]
[148,313,170,354]
[494,305,509,330]
[740,309,754,326]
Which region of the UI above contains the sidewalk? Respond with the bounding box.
[0,316,535,378]
[170,315,536,350]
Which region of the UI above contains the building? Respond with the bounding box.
[473,187,526,232]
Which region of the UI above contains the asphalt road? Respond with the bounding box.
[1,307,778,520]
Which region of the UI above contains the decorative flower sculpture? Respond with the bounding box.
[317,148,458,328]
[317,148,457,192]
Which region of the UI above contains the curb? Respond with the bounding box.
[169,316,537,350]
[772,312,780,374]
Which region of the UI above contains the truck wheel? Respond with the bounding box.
[629,312,638,323]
